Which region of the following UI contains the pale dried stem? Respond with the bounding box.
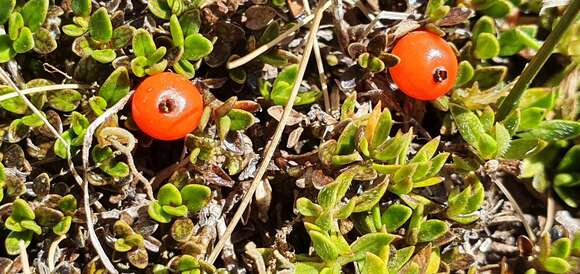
[494,179,537,242]
[226,11,320,69]
[0,84,90,102]
[303,0,330,112]
[19,240,31,274]
[541,192,555,236]
[48,235,66,271]
[207,0,332,264]
[0,68,70,150]
[110,140,155,200]
[81,92,135,274]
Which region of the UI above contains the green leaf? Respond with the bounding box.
[558,145,580,173]
[373,131,409,162]
[410,137,440,163]
[71,111,89,135]
[464,177,484,213]
[393,164,417,183]
[162,204,188,216]
[59,194,78,212]
[170,14,184,47]
[472,16,496,39]
[148,201,172,223]
[389,177,413,195]
[362,252,388,274]
[456,61,474,87]
[543,257,570,274]
[314,209,333,232]
[0,35,15,63]
[418,220,448,242]
[47,89,82,112]
[21,0,49,32]
[218,115,231,139]
[227,109,255,131]
[9,12,24,40]
[503,138,547,160]
[414,177,444,188]
[54,130,74,159]
[100,160,130,177]
[471,65,507,89]
[381,204,413,232]
[554,173,580,188]
[114,238,132,252]
[296,197,322,217]
[450,104,485,150]
[131,56,148,77]
[0,85,26,114]
[318,171,355,209]
[272,0,285,7]
[519,107,546,130]
[183,33,213,61]
[148,0,172,19]
[99,67,131,105]
[259,21,280,45]
[12,198,35,221]
[271,64,297,105]
[481,0,512,18]
[89,7,113,42]
[179,9,201,37]
[89,96,107,115]
[550,238,571,258]
[33,27,57,54]
[309,230,339,261]
[72,0,92,16]
[91,49,116,63]
[426,152,449,177]
[181,184,211,213]
[412,161,432,182]
[387,246,415,274]
[519,120,580,141]
[5,216,23,231]
[17,220,40,235]
[335,122,358,155]
[335,199,356,220]
[295,263,321,274]
[520,87,556,110]
[499,27,540,56]
[447,186,471,217]
[92,146,113,163]
[111,25,135,49]
[52,216,72,235]
[350,232,396,260]
[158,183,182,206]
[63,23,87,37]
[368,56,385,73]
[353,180,389,213]
[480,107,495,133]
[474,33,500,59]
[0,0,15,25]
[4,230,33,255]
[494,123,511,158]
[178,255,200,272]
[296,90,321,106]
[573,232,580,257]
[132,29,156,57]
[174,58,195,79]
[426,0,449,21]
[20,113,43,127]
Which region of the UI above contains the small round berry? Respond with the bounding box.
[131,72,203,141]
[389,31,458,100]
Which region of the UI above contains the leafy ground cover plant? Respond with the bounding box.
[0,0,578,273]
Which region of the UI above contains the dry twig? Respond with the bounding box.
[207,0,332,263]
